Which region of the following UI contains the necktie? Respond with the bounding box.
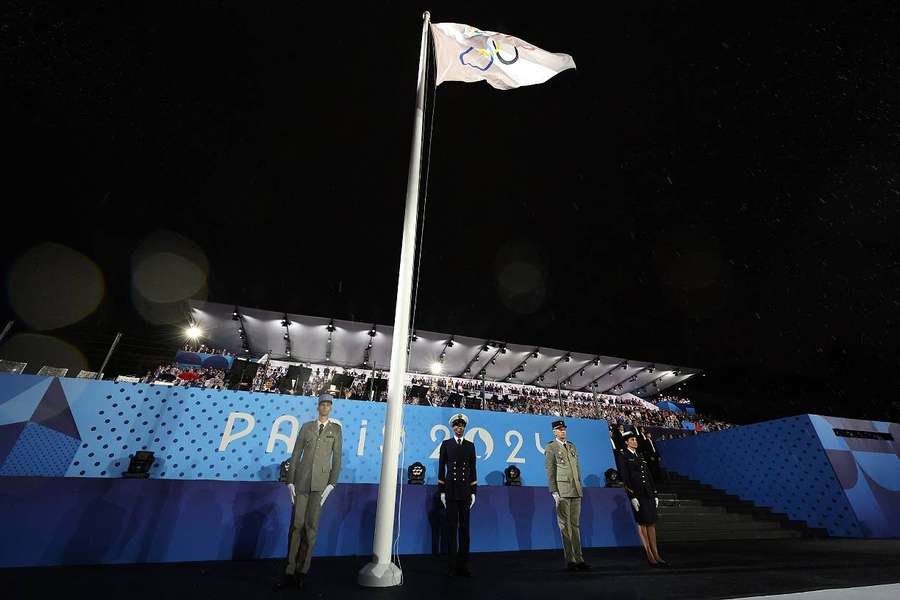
[457,437,462,445]
[318,423,324,436]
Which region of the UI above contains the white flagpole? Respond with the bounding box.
[358,10,431,588]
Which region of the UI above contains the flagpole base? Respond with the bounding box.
[358,560,403,587]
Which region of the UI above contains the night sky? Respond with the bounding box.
[2,1,899,423]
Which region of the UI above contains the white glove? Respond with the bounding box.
[552,492,560,506]
[287,483,296,504]
[470,494,475,509]
[631,498,640,511]
[320,484,334,506]
[655,497,659,508]
[440,493,446,508]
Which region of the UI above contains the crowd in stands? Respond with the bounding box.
[142,358,733,435]
[179,343,237,356]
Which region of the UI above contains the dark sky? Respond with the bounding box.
[2,1,899,423]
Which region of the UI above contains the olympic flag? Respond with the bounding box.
[431,22,575,90]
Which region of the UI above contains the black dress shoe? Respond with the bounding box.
[576,562,592,571]
[566,562,579,572]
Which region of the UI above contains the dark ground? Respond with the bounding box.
[4,539,900,600]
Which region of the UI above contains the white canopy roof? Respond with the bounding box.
[189,300,698,397]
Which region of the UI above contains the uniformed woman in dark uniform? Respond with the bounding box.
[618,431,668,566]
[437,413,478,576]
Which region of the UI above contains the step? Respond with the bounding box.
[657,505,726,514]
[657,529,803,542]
[656,492,677,501]
[656,511,755,524]
[657,519,783,532]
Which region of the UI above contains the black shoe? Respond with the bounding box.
[576,562,592,571]
[566,562,579,572]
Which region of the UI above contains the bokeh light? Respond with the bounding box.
[0,333,88,375]
[7,243,105,330]
[131,230,209,325]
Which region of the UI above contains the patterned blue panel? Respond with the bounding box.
[0,422,80,476]
[0,374,614,487]
[809,415,900,538]
[658,414,863,537]
[0,376,51,425]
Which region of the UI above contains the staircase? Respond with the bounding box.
[655,471,828,543]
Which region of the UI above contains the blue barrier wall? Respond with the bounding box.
[809,415,900,538]
[0,477,639,567]
[0,374,615,486]
[658,415,867,537]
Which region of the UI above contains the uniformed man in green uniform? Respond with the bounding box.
[276,391,343,589]
[544,419,591,572]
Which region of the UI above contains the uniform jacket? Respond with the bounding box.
[438,437,478,500]
[544,439,583,498]
[617,448,656,499]
[287,419,342,492]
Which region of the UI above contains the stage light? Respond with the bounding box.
[464,368,471,375]
[579,369,585,377]
[326,319,336,333]
[185,325,202,340]
[369,326,376,337]
[407,461,426,485]
[550,366,556,372]
[232,308,239,321]
[604,468,622,487]
[532,349,540,358]
[593,359,600,366]
[123,450,155,479]
[538,375,544,382]
[286,349,291,356]
[504,465,522,486]
[564,355,571,362]
[490,358,497,365]
[447,338,455,348]
[481,344,489,352]
[499,344,507,354]
[411,330,418,342]
[647,365,655,374]
[622,362,628,370]
[283,333,289,340]
[430,361,442,374]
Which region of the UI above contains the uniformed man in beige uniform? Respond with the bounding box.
[275,391,342,589]
[544,419,591,572]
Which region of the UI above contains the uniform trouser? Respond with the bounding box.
[285,490,323,576]
[556,496,584,564]
[445,499,471,567]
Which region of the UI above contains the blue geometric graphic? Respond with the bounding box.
[0,422,80,476]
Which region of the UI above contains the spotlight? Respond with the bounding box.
[326,319,336,333]
[481,345,489,352]
[538,375,544,382]
[411,330,418,342]
[579,369,585,377]
[123,451,155,479]
[490,358,497,365]
[447,338,455,348]
[592,359,600,366]
[407,461,426,485]
[622,362,628,370]
[286,349,291,356]
[281,313,291,327]
[499,345,507,354]
[283,333,289,340]
[647,365,655,374]
[604,468,623,487]
[430,361,442,374]
[232,308,239,321]
[464,368,471,375]
[504,465,522,486]
[550,366,557,372]
[367,342,373,349]
[532,348,540,358]
[185,325,202,340]
[369,326,376,337]
[440,351,446,360]
[564,355,571,362]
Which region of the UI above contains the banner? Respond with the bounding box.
[0,375,615,487]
